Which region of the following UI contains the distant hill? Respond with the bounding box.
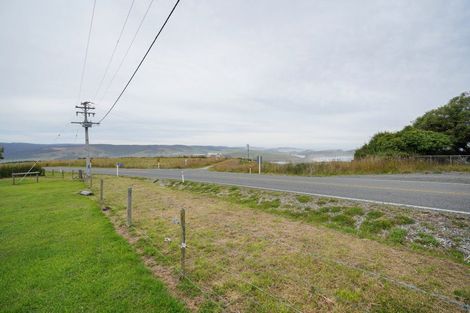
[0,142,354,163]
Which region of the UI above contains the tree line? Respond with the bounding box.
[355,92,470,159]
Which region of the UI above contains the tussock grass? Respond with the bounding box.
[211,157,470,176]
[93,176,470,312]
[170,181,469,264]
[40,156,226,169]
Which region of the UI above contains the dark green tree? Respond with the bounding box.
[413,93,470,153]
[399,128,452,154]
[355,92,469,158]
[0,146,3,159]
[355,129,451,158]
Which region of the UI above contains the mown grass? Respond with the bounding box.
[40,156,225,169]
[0,178,186,312]
[210,157,470,176]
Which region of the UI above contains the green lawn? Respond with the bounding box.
[0,178,187,313]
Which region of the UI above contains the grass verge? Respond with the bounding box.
[93,175,470,312]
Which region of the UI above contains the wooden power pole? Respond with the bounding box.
[71,101,99,180]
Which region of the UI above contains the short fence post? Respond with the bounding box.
[52,169,55,176]
[72,170,75,179]
[258,156,262,174]
[61,170,64,179]
[100,179,104,207]
[12,174,15,185]
[249,167,252,174]
[36,173,39,183]
[180,208,186,278]
[127,187,132,227]
[181,170,185,183]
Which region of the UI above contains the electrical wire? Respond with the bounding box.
[77,0,97,104]
[93,0,136,99]
[97,0,156,103]
[98,0,181,123]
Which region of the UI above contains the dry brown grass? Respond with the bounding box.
[40,156,225,169]
[211,157,470,176]
[92,176,469,313]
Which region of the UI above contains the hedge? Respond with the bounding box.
[0,163,45,179]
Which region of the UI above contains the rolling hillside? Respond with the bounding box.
[0,142,354,163]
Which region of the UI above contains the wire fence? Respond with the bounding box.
[411,155,470,165]
[94,178,469,313]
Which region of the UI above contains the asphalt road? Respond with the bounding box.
[47,167,470,214]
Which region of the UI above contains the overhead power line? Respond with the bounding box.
[98,0,181,123]
[97,0,156,103]
[77,0,97,104]
[93,0,136,99]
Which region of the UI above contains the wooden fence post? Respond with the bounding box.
[61,170,64,179]
[127,187,132,227]
[100,179,104,207]
[52,169,55,176]
[36,173,39,183]
[12,174,15,185]
[72,170,75,179]
[180,208,186,278]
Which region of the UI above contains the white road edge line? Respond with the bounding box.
[177,178,470,216]
[47,168,470,216]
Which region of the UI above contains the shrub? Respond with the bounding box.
[0,163,45,179]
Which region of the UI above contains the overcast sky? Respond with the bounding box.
[0,0,469,149]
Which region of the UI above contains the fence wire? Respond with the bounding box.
[96,178,469,313]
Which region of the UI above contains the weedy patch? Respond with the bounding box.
[164,179,470,263]
[415,232,440,247]
[296,194,312,203]
[388,228,408,244]
[366,210,384,219]
[453,288,470,305]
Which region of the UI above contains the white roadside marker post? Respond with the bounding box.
[258,155,262,175]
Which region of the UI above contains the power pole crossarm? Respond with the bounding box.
[71,101,99,180]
